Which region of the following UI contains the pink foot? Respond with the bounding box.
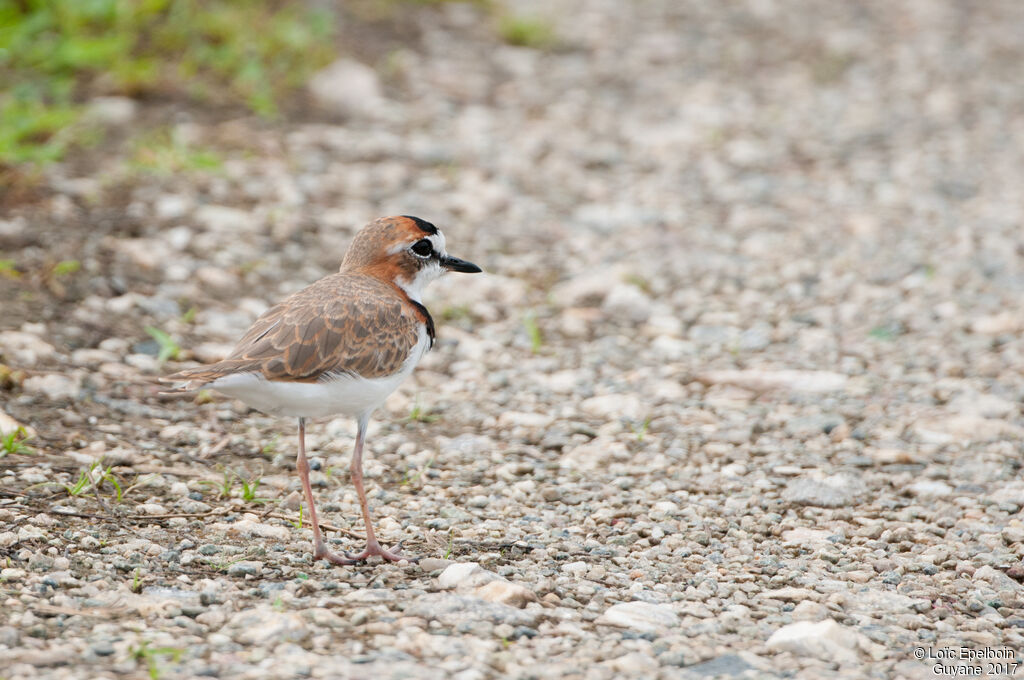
[313,544,360,566]
[344,539,415,563]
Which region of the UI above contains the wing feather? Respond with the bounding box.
[161,273,423,388]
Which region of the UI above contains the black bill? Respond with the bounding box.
[441,255,482,273]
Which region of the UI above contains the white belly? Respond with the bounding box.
[209,326,429,419]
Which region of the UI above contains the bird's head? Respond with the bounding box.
[342,216,482,301]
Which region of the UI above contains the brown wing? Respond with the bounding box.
[162,273,422,387]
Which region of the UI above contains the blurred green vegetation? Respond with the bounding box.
[497,14,556,49]
[0,0,336,165]
[130,127,223,174]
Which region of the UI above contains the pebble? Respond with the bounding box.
[907,480,954,499]
[227,561,264,577]
[404,594,538,627]
[473,580,537,608]
[579,394,642,420]
[766,620,872,664]
[783,474,865,508]
[437,563,499,589]
[781,528,834,547]
[606,651,659,675]
[22,374,80,401]
[601,284,653,323]
[226,608,309,645]
[560,561,589,578]
[0,331,56,367]
[683,655,755,677]
[595,601,679,634]
[308,58,388,118]
[211,519,290,541]
[0,410,33,438]
[195,205,252,233]
[86,96,137,125]
[418,558,453,573]
[792,601,829,621]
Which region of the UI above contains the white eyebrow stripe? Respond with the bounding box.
[430,231,447,255]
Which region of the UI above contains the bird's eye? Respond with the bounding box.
[411,239,433,257]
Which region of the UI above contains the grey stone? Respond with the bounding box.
[404,594,538,627]
[783,473,866,508]
[682,654,753,677]
[227,561,263,577]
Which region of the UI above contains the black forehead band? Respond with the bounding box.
[403,215,438,235]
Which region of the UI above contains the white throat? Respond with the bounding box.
[398,260,442,303]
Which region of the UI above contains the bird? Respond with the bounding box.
[160,216,481,565]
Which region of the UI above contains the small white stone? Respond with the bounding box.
[762,587,817,602]
[70,348,119,366]
[0,568,27,581]
[226,607,307,645]
[596,601,679,634]
[99,338,130,354]
[650,501,679,519]
[906,480,953,499]
[914,416,1024,444]
[17,526,45,542]
[1002,524,1024,544]
[210,519,290,541]
[438,562,499,589]
[497,411,554,428]
[196,609,226,629]
[792,601,830,621]
[155,196,192,220]
[602,284,652,323]
[164,225,194,250]
[721,604,752,625]
[0,410,33,438]
[195,205,252,233]
[606,651,659,675]
[560,561,589,578]
[971,312,1019,335]
[0,331,56,367]
[86,96,136,125]
[560,438,629,471]
[651,335,693,360]
[308,59,387,117]
[125,354,161,374]
[948,391,1018,418]
[766,619,870,664]
[473,580,537,608]
[105,294,138,314]
[580,394,642,420]
[973,565,1021,591]
[22,374,79,401]
[781,528,833,547]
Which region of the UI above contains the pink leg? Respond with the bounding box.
[296,418,357,566]
[344,416,411,563]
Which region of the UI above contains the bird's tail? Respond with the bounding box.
[157,362,239,395]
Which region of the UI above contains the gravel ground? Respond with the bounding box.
[3,1,1024,678]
